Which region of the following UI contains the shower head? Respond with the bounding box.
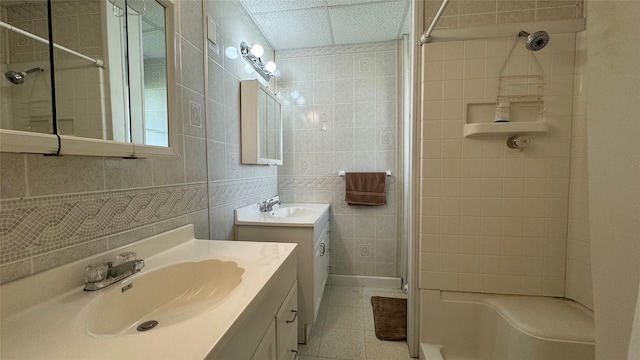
[518,30,550,51]
[4,67,43,85]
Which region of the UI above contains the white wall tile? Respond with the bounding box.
[441,253,460,273]
[424,43,443,62]
[443,80,464,100]
[443,60,464,80]
[460,235,480,254]
[442,100,463,120]
[443,42,464,60]
[419,34,577,297]
[279,41,401,277]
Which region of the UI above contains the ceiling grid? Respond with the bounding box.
[239,0,410,50]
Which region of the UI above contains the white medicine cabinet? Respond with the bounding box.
[240,80,282,165]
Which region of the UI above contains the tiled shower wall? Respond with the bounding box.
[419,34,576,296]
[276,41,402,277]
[426,0,583,29]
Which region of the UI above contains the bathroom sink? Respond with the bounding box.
[86,259,244,336]
[1,225,298,360]
[269,206,315,218]
[235,202,330,227]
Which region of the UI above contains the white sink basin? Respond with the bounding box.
[86,259,244,336]
[1,225,297,360]
[269,207,315,218]
[235,202,330,227]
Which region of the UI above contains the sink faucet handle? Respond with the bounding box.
[85,263,109,283]
[116,251,137,265]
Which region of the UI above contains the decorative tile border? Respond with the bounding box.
[278,175,395,191]
[278,176,343,190]
[209,176,277,206]
[209,176,278,207]
[0,183,208,265]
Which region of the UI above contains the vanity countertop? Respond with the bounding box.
[0,225,296,360]
[235,203,330,227]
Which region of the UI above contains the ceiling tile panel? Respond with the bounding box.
[253,8,333,49]
[329,2,408,45]
[326,0,390,6]
[240,0,326,14]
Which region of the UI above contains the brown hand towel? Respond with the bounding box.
[345,172,386,206]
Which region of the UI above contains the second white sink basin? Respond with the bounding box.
[86,259,244,336]
[269,207,315,218]
[235,202,330,227]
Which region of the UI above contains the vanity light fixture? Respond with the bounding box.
[240,41,277,82]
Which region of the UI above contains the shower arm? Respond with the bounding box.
[0,21,104,68]
[420,0,450,44]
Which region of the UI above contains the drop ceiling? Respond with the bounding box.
[238,0,411,50]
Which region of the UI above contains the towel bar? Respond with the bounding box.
[338,170,391,177]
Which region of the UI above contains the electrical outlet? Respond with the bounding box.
[360,244,370,257]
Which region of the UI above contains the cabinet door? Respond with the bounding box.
[252,319,277,360]
[320,221,331,290]
[258,89,268,162]
[273,100,282,165]
[313,221,330,320]
[276,282,298,360]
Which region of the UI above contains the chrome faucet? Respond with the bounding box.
[84,253,145,291]
[259,197,281,212]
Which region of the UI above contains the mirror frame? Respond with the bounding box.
[0,0,178,158]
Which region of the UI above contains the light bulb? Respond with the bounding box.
[250,44,264,58]
[264,61,277,73]
[225,47,239,60]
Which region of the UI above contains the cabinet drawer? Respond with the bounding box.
[276,282,298,360]
[251,319,277,360]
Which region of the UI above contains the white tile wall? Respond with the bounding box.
[426,0,584,30]
[277,41,402,278]
[419,34,576,297]
[204,0,278,240]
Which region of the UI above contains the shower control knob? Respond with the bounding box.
[506,135,530,150]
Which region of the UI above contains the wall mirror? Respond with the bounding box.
[240,80,283,165]
[0,0,176,157]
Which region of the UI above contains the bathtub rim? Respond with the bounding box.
[438,290,595,345]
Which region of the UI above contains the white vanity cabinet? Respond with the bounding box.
[313,221,330,319]
[218,281,298,360]
[235,205,330,344]
[276,282,298,360]
[251,320,277,360]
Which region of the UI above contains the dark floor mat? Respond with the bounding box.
[371,296,407,341]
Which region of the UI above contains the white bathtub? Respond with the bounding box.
[419,290,595,360]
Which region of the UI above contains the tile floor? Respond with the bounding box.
[298,284,414,360]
